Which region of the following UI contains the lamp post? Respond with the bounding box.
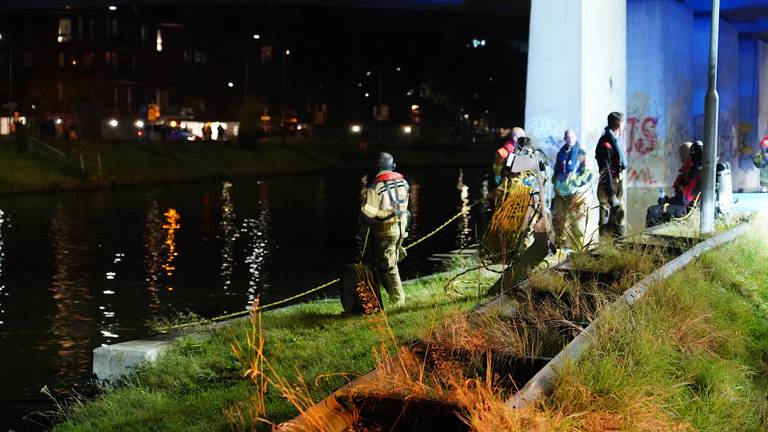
[700,0,720,234]
[0,34,11,122]
[281,46,288,130]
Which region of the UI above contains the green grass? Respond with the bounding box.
[0,149,79,191]
[547,235,768,431]
[54,269,497,431]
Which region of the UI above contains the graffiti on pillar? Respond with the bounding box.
[626,166,655,186]
[626,116,658,156]
[525,116,570,160]
[626,91,663,187]
[737,122,756,169]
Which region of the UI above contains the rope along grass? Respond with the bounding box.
[161,198,486,331]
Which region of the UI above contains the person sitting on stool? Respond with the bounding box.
[646,141,703,228]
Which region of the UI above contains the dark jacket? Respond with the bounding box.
[595,127,626,196]
[668,160,702,207]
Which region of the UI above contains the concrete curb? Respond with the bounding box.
[505,222,751,409]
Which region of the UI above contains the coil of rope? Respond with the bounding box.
[161,197,487,332]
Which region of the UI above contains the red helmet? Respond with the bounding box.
[761,135,768,149]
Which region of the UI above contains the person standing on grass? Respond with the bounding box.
[361,152,410,307]
[595,112,627,237]
[551,129,593,249]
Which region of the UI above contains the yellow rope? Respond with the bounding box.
[404,198,484,251]
[160,198,485,332]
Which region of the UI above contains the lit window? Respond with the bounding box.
[57,18,71,43]
[156,29,163,52]
[194,51,207,63]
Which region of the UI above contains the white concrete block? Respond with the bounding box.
[93,337,175,381]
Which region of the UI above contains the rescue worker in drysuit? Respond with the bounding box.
[595,112,628,237]
[645,141,703,228]
[361,153,410,307]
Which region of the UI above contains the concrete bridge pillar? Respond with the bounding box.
[626,0,694,189]
[524,0,627,160]
[738,36,768,190]
[524,0,625,235]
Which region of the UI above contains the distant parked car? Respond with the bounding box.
[141,124,198,141]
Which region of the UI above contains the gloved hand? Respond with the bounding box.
[609,194,621,208]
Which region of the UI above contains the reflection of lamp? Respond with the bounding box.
[161,208,181,277]
[403,125,412,135]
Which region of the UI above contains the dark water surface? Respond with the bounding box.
[0,167,486,430]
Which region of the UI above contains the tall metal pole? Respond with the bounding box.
[701,0,720,234]
[243,59,248,107]
[280,45,286,129]
[8,45,11,120]
[377,72,383,146]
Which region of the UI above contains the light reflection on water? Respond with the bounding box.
[456,169,472,249]
[144,200,164,312]
[161,208,181,279]
[0,209,5,327]
[220,181,238,290]
[408,179,420,239]
[49,203,95,385]
[244,182,271,307]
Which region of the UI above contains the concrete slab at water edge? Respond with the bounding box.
[93,335,178,381]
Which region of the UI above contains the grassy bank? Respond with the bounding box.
[0,139,491,195]
[53,268,497,431]
[541,234,768,431]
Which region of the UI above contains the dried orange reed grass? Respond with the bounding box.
[227,299,360,431]
[226,243,671,431]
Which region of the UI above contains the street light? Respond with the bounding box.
[227,82,234,88]
[252,34,260,40]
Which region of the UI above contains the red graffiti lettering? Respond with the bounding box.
[627,167,656,186]
[627,116,658,156]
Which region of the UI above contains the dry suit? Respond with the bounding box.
[551,142,593,249]
[361,170,410,305]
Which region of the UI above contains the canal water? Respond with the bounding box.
[0,167,489,430]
